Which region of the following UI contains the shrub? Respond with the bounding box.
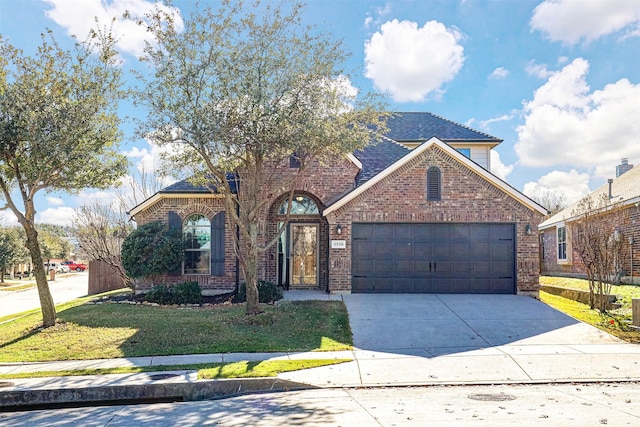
[121,221,184,281]
[235,280,283,303]
[145,281,202,305]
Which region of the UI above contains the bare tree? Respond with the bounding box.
[533,190,567,215]
[571,194,629,312]
[71,167,164,290]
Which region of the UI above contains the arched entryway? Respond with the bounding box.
[269,193,328,290]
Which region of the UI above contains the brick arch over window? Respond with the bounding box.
[175,203,218,220]
[427,166,441,201]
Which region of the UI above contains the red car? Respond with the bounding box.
[62,261,87,272]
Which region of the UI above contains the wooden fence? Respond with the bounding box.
[88,260,128,295]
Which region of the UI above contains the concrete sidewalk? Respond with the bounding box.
[2,291,640,410]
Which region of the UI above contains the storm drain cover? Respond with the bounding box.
[468,393,517,402]
[148,373,180,381]
[0,382,14,388]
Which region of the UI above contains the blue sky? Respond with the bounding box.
[1,0,640,226]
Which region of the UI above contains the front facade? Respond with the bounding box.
[130,112,547,296]
[539,160,640,283]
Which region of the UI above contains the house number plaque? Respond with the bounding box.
[331,240,346,249]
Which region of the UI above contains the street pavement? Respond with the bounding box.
[0,273,88,318]
[2,383,640,426]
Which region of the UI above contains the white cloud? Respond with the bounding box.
[489,67,509,79]
[523,169,591,205]
[46,196,65,206]
[364,20,465,102]
[514,57,640,179]
[490,151,514,180]
[525,60,552,79]
[531,0,640,44]
[36,207,76,226]
[0,210,20,227]
[480,113,514,130]
[44,0,183,58]
[364,3,392,29]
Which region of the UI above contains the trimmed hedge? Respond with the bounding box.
[235,280,283,303]
[145,281,203,305]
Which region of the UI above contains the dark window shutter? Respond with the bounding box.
[427,167,441,201]
[167,211,182,274]
[289,152,301,168]
[211,211,226,276]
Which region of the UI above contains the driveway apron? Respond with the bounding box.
[340,294,622,357]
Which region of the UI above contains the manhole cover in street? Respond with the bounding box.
[148,373,180,381]
[0,382,15,388]
[468,393,517,402]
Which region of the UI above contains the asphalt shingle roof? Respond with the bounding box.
[540,163,640,228]
[159,112,502,191]
[383,112,502,142]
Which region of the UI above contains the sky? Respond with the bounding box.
[1,0,640,226]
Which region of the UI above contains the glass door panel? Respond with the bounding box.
[290,224,318,286]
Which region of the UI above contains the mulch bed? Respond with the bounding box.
[91,292,237,307]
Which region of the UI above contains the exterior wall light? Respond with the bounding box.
[336,224,342,235]
[525,224,532,235]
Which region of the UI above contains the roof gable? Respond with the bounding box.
[324,137,547,216]
[539,164,640,229]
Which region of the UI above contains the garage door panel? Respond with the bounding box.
[395,242,413,258]
[351,223,515,294]
[433,243,452,259]
[374,224,394,240]
[393,278,414,293]
[395,260,414,277]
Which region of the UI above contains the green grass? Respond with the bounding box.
[0,293,353,363]
[0,359,351,380]
[541,276,640,317]
[540,276,640,343]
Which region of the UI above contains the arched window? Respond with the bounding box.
[278,195,319,215]
[183,214,211,274]
[427,167,441,201]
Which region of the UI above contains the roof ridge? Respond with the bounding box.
[424,111,502,142]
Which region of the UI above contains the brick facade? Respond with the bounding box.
[132,144,545,295]
[325,145,543,295]
[540,205,640,283]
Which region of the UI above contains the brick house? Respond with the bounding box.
[129,112,547,296]
[539,159,640,284]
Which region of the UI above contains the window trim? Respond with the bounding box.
[183,213,211,275]
[557,224,568,263]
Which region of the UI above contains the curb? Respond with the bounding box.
[0,378,313,411]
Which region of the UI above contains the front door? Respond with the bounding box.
[279,223,319,288]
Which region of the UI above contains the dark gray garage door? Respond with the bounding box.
[352,223,515,294]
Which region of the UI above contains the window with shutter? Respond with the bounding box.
[183,213,211,275]
[427,167,441,201]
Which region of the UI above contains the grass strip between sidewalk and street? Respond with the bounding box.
[0,291,353,363]
[0,359,352,380]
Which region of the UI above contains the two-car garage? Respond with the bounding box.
[351,223,516,294]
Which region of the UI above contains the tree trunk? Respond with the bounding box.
[244,223,261,315]
[24,224,57,327]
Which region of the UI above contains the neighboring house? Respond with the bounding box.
[539,159,640,284]
[129,112,547,296]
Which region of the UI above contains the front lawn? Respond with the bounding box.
[0,293,353,363]
[540,276,640,343]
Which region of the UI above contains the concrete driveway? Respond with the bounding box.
[341,294,622,356]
